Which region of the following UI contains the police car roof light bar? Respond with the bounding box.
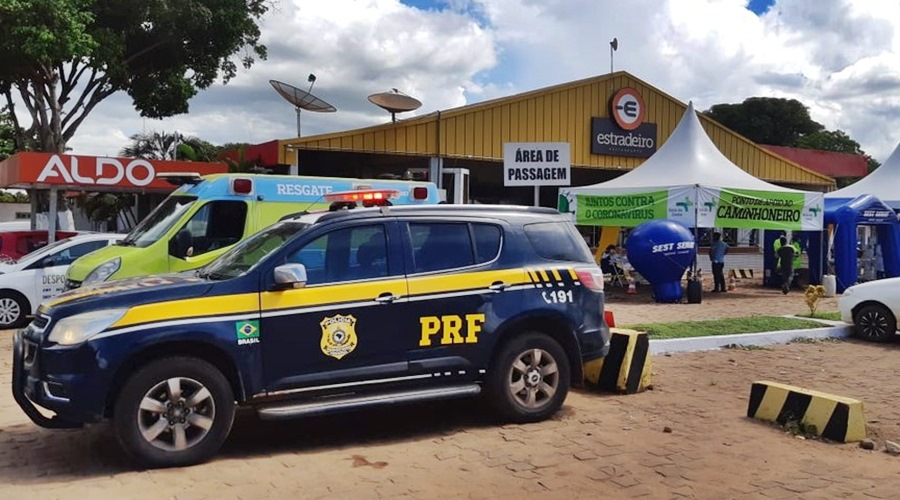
[324,189,400,203]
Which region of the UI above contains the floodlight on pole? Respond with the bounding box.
[610,38,618,74]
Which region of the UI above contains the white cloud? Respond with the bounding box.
[49,0,900,164]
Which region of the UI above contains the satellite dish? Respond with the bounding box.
[368,88,422,123]
[269,76,336,137]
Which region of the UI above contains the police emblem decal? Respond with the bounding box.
[235,320,260,345]
[320,314,358,359]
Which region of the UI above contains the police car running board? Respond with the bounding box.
[256,384,481,420]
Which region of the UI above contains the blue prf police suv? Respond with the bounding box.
[13,205,610,467]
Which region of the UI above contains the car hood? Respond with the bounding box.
[0,262,22,274]
[39,272,213,318]
[843,278,900,297]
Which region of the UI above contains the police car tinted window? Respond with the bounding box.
[472,224,501,263]
[410,223,475,273]
[524,222,593,262]
[288,224,389,285]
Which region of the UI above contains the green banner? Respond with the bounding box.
[573,191,668,226]
[713,189,807,229]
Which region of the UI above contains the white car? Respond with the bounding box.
[839,278,900,342]
[0,233,124,329]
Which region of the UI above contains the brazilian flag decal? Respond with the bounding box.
[235,320,260,345]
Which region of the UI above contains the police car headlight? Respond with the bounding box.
[48,309,128,346]
[83,257,121,285]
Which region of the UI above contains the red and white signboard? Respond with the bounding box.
[0,152,227,191]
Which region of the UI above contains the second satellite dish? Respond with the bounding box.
[368,88,422,122]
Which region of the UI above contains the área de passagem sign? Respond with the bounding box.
[502,142,571,187]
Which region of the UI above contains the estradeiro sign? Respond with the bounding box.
[502,142,571,187]
[591,87,657,158]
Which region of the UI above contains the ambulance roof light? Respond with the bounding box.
[231,178,253,195]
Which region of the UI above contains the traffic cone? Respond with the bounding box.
[728,274,736,291]
[626,277,637,294]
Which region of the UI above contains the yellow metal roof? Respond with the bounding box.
[279,72,834,189]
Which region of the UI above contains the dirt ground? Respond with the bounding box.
[3,280,900,499]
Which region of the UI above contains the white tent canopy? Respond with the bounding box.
[825,141,900,209]
[559,102,824,230]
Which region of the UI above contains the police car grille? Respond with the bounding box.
[31,316,48,330]
[65,279,82,290]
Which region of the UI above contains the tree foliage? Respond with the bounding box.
[0,0,268,153]
[120,131,219,162]
[703,97,824,147]
[0,106,15,161]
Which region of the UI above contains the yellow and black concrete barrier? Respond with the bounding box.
[747,380,866,443]
[584,328,652,394]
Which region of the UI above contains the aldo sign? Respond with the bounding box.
[591,87,658,158]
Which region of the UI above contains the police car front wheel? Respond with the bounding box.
[487,332,570,423]
[113,357,235,468]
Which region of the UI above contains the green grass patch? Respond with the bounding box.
[795,311,842,321]
[620,316,831,340]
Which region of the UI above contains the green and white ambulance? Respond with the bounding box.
[65,173,439,289]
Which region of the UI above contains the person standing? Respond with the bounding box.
[709,232,728,292]
[776,235,796,294]
[875,241,885,279]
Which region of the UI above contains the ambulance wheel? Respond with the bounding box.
[0,291,29,329]
[487,332,570,423]
[113,357,235,468]
[854,304,896,343]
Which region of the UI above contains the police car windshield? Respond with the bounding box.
[198,221,311,280]
[120,195,197,248]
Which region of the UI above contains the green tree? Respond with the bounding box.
[795,130,863,154]
[0,0,268,153]
[0,106,16,160]
[703,97,824,146]
[120,131,218,161]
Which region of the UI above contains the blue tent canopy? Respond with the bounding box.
[809,194,900,292]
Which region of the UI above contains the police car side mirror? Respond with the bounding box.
[273,263,308,290]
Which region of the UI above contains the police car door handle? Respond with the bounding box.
[375,293,397,304]
[488,281,507,292]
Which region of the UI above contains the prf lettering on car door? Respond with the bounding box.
[419,314,485,346]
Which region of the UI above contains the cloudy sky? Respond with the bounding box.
[63,0,900,163]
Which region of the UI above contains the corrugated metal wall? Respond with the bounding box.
[280,72,834,189]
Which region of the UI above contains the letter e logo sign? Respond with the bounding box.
[611,87,646,131]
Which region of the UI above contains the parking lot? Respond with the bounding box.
[3,286,900,498]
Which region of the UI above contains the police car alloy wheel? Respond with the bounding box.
[854,304,896,343]
[113,357,235,468]
[487,332,570,423]
[0,291,28,329]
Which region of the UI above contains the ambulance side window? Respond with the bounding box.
[286,224,388,285]
[170,201,248,258]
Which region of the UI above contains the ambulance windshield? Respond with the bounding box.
[120,196,197,248]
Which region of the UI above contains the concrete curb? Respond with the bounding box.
[649,321,854,355]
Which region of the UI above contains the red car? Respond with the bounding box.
[0,231,79,262]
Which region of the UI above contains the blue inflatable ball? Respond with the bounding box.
[626,220,697,303]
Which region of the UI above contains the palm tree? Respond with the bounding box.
[120,131,219,161]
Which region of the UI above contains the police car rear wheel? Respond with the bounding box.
[113,357,235,468]
[488,333,570,423]
[0,292,28,329]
